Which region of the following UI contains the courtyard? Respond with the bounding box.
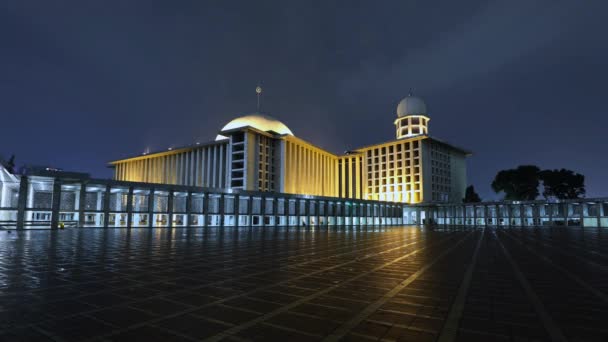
[0,226,607,341]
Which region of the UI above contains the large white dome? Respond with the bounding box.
[396,95,427,117]
[216,113,293,141]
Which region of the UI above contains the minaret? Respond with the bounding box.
[394,92,430,139]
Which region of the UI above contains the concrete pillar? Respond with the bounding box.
[296,198,301,226]
[484,204,488,229]
[579,202,584,228]
[126,186,134,228]
[247,195,253,226]
[202,192,209,228]
[597,202,602,228]
[148,188,155,228]
[234,194,240,226]
[16,176,28,230]
[273,197,279,227]
[472,205,477,228]
[324,200,330,226]
[217,193,224,227]
[103,185,111,228]
[77,182,86,228]
[304,198,310,226]
[185,191,193,226]
[315,200,321,226]
[260,196,266,227]
[167,190,174,228]
[520,203,525,227]
[50,179,62,229]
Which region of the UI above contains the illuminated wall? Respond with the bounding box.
[282,136,339,197]
[112,142,228,188]
[355,138,424,203]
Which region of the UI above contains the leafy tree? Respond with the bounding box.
[463,185,482,203]
[491,165,540,200]
[539,169,585,200]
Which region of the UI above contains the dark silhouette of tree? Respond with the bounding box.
[491,165,540,200]
[463,185,482,203]
[539,169,585,200]
[5,155,15,174]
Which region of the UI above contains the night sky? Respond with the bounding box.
[1,1,607,200]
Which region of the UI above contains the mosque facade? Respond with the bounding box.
[110,95,470,204]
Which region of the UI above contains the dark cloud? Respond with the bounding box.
[1,0,607,199]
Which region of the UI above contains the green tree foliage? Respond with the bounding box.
[491,165,540,200]
[539,169,585,200]
[463,185,482,203]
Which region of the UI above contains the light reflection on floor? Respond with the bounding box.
[0,226,607,341]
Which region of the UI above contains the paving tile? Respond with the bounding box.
[106,324,194,342]
[154,313,231,339]
[1,226,607,340]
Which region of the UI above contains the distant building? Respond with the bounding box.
[110,94,470,204]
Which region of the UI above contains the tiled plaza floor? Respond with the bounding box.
[0,226,607,341]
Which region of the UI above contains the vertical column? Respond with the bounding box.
[185,191,193,226]
[16,176,28,230]
[295,198,301,226]
[234,194,241,226]
[167,190,174,229]
[472,205,477,228]
[579,202,584,228]
[103,185,111,228]
[218,193,225,227]
[260,196,266,227]
[304,199,310,226]
[247,195,253,226]
[202,192,209,228]
[77,182,86,228]
[316,200,321,227]
[126,186,134,228]
[415,206,421,227]
[597,202,602,228]
[148,188,155,228]
[50,179,62,229]
[324,200,330,226]
[484,204,488,229]
[273,197,279,227]
[520,203,525,227]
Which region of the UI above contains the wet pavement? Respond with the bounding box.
[0,226,607,341]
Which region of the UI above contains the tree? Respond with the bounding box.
[463,185,482,203]
[539,169,585,200]
[491,165,540,201]
[5,154,15,174]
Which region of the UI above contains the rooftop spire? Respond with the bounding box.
[256,83,263,112]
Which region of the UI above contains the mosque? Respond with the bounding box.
[110,93,470,204]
